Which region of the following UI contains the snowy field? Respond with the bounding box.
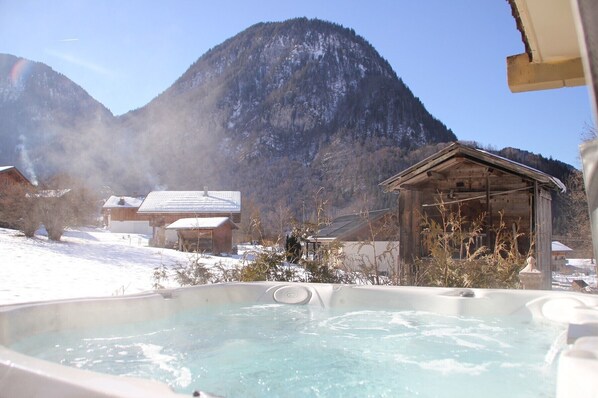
[0,227,243,305]
[1,226,596,305]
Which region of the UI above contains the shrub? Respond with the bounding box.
[152,263,169,289]
[174,254,214,286]
[416,203,525,289]
[239,250,298,282]
[302,259,341,283]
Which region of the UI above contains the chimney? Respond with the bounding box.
[118,197,125,206]
[203,186,208,196]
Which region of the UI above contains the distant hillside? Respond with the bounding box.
[0,53,119,186]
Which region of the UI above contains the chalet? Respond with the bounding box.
[102,196,151,234]
[166,217,238,253]
[0,166,34,228]
[137,189,241,249]
[307,209,399,275]
[0,166,33,191]
[380,142,565,289]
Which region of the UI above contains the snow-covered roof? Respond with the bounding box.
[103,195,144,209]
[138,191,241,214]
[552,241,573,252]
[309,209,390,241]
[166,217,237,230]
[0,166,14,173]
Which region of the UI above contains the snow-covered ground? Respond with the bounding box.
[0,227,242,305]
[552,259,597,291]
[2,226,596,305]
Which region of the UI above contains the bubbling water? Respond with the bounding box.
[11,304,565,397]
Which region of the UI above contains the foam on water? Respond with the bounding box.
[10,304,566,397]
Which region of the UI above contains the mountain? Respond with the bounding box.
[0,53,123,187]
[0,19,578,235]
[118,18,456,217]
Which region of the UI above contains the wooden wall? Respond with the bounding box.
[175,224,234,253]
[535,185,553,289]
[0,171,30,191]
[106,207,151,222]
[399,189,422,284]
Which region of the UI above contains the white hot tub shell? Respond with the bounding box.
[1,282,598,398]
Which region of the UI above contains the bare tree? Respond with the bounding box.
[37,174,100,241]
[581,123,597,143]
[561,170,593,258]
[350,208,401,285]
[266,200,294,244]
[238,197,264,244]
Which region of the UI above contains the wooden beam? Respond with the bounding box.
[507,53,585,93]
[487,167,504,177]
[426,170,446,180]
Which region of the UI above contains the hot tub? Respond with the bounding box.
[1,282,597,397]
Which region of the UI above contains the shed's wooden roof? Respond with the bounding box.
[380,142,565,192]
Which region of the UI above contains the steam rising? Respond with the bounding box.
[17,134,38,186]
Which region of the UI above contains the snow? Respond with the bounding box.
[0,227,242,305]
[553,273,597,288]
[137,190,241,214]
[552,241,573,252]
[1,226,596,306]
[103,195,144,208]
[166,217,231,229]
[567,258,597,270]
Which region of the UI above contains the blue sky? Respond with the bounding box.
[0,0,593,167]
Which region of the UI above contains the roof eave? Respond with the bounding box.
[137,209,241,214]
[380,142,566,193]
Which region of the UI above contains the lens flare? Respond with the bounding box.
[10,58,34,87]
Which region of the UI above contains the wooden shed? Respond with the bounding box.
[380,143,565,289]
[166,217,238,253]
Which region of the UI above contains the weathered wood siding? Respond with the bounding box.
[0,171,31,191]
[399,189,421,284]
[535,185,553,289]
[175,224,234,253]
[107,207,151,222]
[398,161,539,279]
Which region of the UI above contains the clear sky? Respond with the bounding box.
[0,0,594,168]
